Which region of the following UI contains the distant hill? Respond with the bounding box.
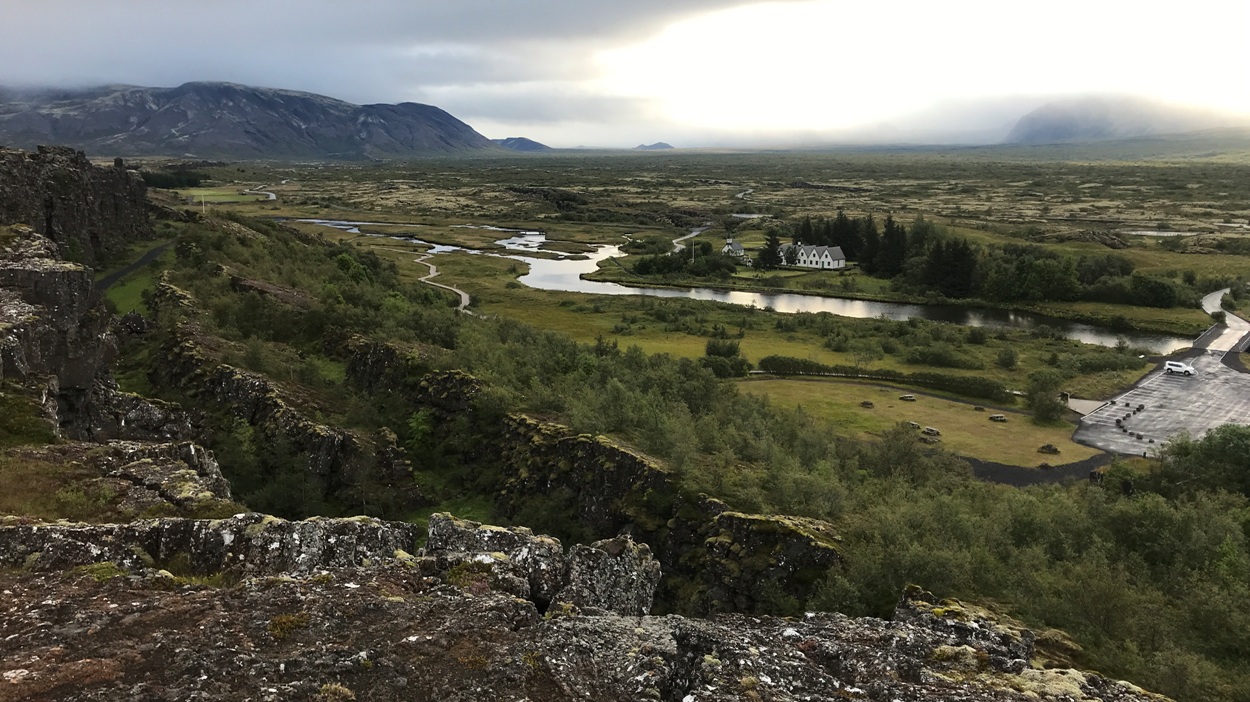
[1004,96,1232,145]
[635,142,674,150]
[492,136,552,152]
[0,82,497,159]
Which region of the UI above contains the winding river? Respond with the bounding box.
[301,219,1193,354]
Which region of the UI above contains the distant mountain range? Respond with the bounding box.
[0,82,497,159]
[2,81,1243,157]
[1003,96,1233,145]
[493,136,551,152]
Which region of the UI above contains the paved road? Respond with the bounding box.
[243,185,277,201]
[1075,351,1250,455]
[1074,289,1250,455]
[1199,288,1250,352]
[94,241,173,291]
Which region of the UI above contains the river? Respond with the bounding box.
[299,219,1193,354]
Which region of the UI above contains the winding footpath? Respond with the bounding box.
[415,253,472,312]
[671,225,710,253]
[243,185,277,201]
[374,245,473,314]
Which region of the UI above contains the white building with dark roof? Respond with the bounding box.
[779,244,846,270]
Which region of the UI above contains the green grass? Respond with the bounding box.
[406,495,497,539]
[93,237,175,281]
[176,187,269,204]
[104,267,161,314]
[738,377,1101,467]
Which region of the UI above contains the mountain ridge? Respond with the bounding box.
[0,81,498,159]
[1004,96,1237,145]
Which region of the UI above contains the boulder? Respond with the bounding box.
[554,536,662,616]
[426,513,565,606]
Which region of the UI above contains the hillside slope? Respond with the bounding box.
[0,82,497,159]
[1005,96,1234,145]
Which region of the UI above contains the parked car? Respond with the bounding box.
[1164,360,1196,376]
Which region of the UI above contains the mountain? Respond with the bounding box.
[635,142,674,150]
[1004,96,1232,145]
[0,82,497,159]
[492,136,551,152]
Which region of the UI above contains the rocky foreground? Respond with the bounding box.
[0,514,1162,702]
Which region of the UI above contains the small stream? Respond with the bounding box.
[300,219,1193,354]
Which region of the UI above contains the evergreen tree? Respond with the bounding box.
[831,210,859,259]
[796,217,813,245]
[858,215,880,273]
[875,215,908,277]
[943,238,978,298]
[756,231,783,270]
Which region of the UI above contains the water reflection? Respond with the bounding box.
[300,219,1192,354]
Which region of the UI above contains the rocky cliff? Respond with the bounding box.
[0,146,150,265]
[148,314,418,509]
[0,514,1164,701]
[0,148,229,523]
[334,340,845,615]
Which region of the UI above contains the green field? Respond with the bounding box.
[739,377,1101,467]
[176,187,270,204]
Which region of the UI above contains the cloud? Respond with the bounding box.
[4,1,1248,147]
[0,1,760,98]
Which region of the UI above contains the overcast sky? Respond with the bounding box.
[3,0,1248,147]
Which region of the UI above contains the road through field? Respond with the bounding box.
[671,225,710,253]
[1199,288,1250,353]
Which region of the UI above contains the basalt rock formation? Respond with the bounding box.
[0,148,226,523]
[149,315,417,504]
[496,415,843,615]
[0,223,192,444]
[0,146,150,265]
[0,514,1165,702]
[333,336,844,615]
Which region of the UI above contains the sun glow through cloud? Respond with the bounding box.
[595,0,1250,135]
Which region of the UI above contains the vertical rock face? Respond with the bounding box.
[0,224,116,431]
[425,513,662,615]
[496,415,842,614]
[0,145,151,266]
[555,536,662,617]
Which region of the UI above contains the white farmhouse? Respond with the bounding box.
[778,244,846,270]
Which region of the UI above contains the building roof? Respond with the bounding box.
[779,244,845,260]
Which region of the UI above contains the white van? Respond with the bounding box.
[1164,360,1196,376]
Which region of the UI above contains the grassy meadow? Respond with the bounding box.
[738,377,1102,467]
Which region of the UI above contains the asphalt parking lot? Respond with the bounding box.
[1075,351,1250,455]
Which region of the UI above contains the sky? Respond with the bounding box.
[3,0,1249,147]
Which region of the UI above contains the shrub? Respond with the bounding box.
[996,346,1018,369]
